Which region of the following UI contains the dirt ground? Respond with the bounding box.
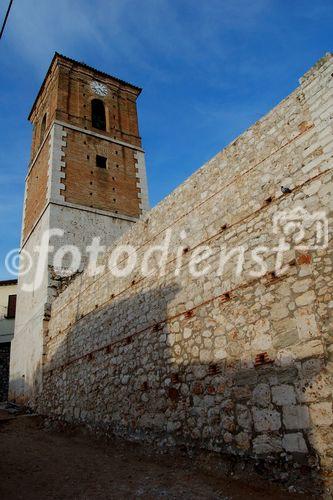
[0,409,308,500]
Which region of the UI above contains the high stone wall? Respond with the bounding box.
[38,55,333,482]
[0,343,11,401]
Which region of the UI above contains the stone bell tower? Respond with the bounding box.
[9,53,149,404]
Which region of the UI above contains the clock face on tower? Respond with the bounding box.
[90,81,108,96]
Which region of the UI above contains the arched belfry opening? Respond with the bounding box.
[91,99,106,131]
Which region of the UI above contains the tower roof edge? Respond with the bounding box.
[28,52,142,121]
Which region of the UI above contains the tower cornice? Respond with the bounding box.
[28,52,142,121]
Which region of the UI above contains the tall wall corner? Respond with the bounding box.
[299,52,333,86]
[47,123,67,204]
[134,150,150,215]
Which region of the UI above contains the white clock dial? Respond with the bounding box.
[90,81,108,96]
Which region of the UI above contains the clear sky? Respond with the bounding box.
[0,0,332,278]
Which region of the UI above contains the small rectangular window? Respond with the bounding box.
[6,295,16,319]
[96,155,107,169]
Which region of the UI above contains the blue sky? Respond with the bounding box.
[0,0,332,278]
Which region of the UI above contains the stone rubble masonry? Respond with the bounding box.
[18,54,333,479]
[0,343,10,401]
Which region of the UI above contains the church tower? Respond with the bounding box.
[9,53,149,404]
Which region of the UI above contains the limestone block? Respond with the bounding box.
[282,432,308,453]
[283,405,310,429]
[295,291,316,307]
[309,402,333,426]
[288,339,324,359]
[252,383,271,407]
[214,348,227,360]
[215,335,227,348]
[223,431,233,444]
[272,385,296,406]
[292,280,312,293]
[200,349,212,363]
[273,329,299,350]
[271,303,289,321]
[307,427,333,459]
[295,308,319,340]
[301,358,322,377]
[183,327,192,339]
[251,334,272,351]
[167,421,181,433]
[252,408,281,432]
[253,434,283,454]
[236,404,252,430]
[235,431,251,450]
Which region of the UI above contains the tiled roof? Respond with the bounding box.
[0,279,17,286]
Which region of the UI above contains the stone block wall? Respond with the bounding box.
[39,55,333,479]
[0,343,11,401]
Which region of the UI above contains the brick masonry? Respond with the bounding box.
[11,53,333,488]
[22,53,148,243]
[0,343,11,401]
[23,137,50,241]
[62,127,141,217]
